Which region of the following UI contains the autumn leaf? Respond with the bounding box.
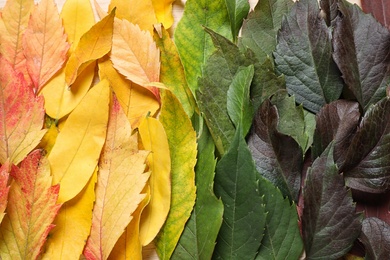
[139,116,171,246]
[48,79,110,203]
[361,0,390,28]
[111,18,160,99]
[151,0,175,28]
[65,9,115,87]
[0,150,61,260]
[0,57,46,165]
[23,0,69,94]
[0,163,10,223]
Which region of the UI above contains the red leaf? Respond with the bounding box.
[361,0,390,28]
[0,162,10,223]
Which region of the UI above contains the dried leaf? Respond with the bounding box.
[151,0,175,29]
[0,150,61,260]
[0,163,10,223]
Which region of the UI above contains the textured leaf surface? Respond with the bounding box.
[152,0,175,28]
[274,0,343,113]
[240,0,293,63]
[84,96,150,260]
[154,90,197,260]
[361,0,390,27]
[171,118,223,260]
[111,18,160,99]
[0,163,10,223]
[359,217,390,259]
[48,80,110,203]
[0,150,61,260]
[213,126,265,259]
[23,0,69,93]
[138,117,171,246]
[333,1,390,111]
[174,0,232,93]
[302,144,362,259]
[0,57,46,165]
[247,100,303,201]
[225,0,249,41]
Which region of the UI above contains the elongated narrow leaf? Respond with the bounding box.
[303,144,362,259]
[48,80,110,203]
[42,169,97,260]
[0,150,61,260]
[151,0,175,28]
[332,1,390,111]
[111,18,160,99]
[153,26,195,117]
[213,126,265,259]
[23,0,69,93]
[256,176,303,259]
[359,217,390,259]
[174,0,232,93]
[84,96,150,260]
[0,163,10,223]
[240,0,293,63]
[154,90,197,260]
[139,117,171,246]
[248,100,303,201]
[274,0,343,113]
[361,0,390,28]
[171,117,223,260]
[0,57,46,165]
[225,0,250,42]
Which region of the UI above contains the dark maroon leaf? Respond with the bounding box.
[302,144,362,259]
[332,1,390,111]
[319,0,339,26]
[361,0,390,28]
[247,99,303,201]
[355,190,390,225]
[359,217,390,259]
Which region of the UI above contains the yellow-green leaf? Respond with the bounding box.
[155,90,197,259]
[151,0,175,29]
[48,79,110,203]
[139,116,171,246]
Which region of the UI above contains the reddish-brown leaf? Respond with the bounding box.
[361,0,390,28]
[0,162,10,223]
[0,56,46,165]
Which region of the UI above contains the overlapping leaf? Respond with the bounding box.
[0,150,61,260]
[151,0,175,29]
[225,0,249,42]
[361,0,390,28]
[359,217,390,259]
[0,163,10,223]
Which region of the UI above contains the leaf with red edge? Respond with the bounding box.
[0,162,10,223]
[0,150,61,259]
[0,56,46,165]
[23,0,69,94]
[361,0,390,28]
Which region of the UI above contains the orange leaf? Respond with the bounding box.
[0,56,46,165]
[0,162,10,223]
[0,150,61,259]
[111,18,160,99]
[84,96,150,259]
[23,0,69,93]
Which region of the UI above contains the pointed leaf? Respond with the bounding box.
[247,100,303,201]
[332,1,390,111]
[274,0,343,113]
[302,144,362,259]
[0,163,10,223]
[138,117,171,246]
[151,0,175,29]
[42,169,97,260]
[23,0,69,93]
[174,0,232,93]
[84,96,150,260]
[154,90,197,260]
[65,10,115,86]
[0,150,61,260]
[359,217,390,259]
[0,57,46,165]
[240,0,293,63]
[171,117,223,260]
[213,126,266,259]
[48,80,110,203]
[111,18,160,99]
[361,0,390,28]
[225,0,250,42]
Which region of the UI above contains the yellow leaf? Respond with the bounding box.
[37,122,59,156]
[155,90,197,259]
[65,9,115,86]
[98,56,160,129]
[151,0,175,29]
[41,168,97,260]
[108,0,157,33]
[138,116,171,246]
[84,96,150,259]
[111,18,160,99]
[48,79,110,203]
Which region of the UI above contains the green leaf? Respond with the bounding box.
[302,143,362,259]
[240,0,293,63]
[248,100,303,201]
[256,176,303,260]
[224,0,250,42]
[171,116,223,260]
[174,0,232,94]
[155,90,197,260]
[332,1,390,111]
[213,126,266,259]
[274,0,343,113]
[227,65,254,136]
[359,217,390,260]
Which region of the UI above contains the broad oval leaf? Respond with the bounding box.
[359,217,390,259]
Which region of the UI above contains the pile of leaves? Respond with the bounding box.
[0,0,389,258]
